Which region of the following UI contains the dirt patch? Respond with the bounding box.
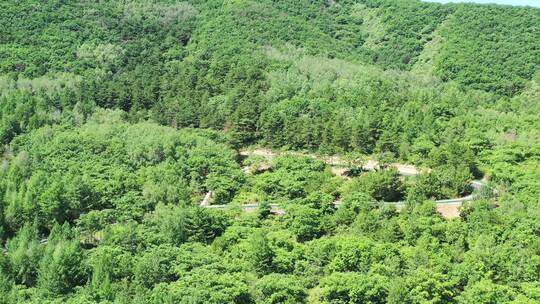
[436,203,461,219]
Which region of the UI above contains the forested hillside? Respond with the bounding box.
[0,0,539,303]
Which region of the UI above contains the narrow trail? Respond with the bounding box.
[238,148,424,176]
[203,149,493,218]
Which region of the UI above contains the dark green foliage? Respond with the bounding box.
[359,0,454,70]
[436,5,540,96]
[249,230,275,275]
[342,168,405,202]
[0,0,539,303]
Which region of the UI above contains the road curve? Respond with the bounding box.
[203,149,494,217]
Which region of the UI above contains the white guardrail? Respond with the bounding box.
[201,149,494,210]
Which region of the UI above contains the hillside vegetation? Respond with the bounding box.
[0,0,539,303]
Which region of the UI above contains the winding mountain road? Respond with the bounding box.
[203,149,493,218]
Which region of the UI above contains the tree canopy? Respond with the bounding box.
[0,0,539,303]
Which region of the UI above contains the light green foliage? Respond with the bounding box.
[247,155,336,202]
[457,279,517,304]
[37,224,86,296]
[0,0,538,303]
[133,245,181,289]
[318,272,388,304]
[4,223,43,287]
[1,111,242,232]
[254,274,307,304]
[150,270,253,304]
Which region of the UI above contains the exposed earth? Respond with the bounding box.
[203,149,493,219]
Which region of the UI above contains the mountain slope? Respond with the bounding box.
[0,2,540,302]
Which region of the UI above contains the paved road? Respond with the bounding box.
[203,149,493,217]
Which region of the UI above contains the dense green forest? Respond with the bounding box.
[0,0,539,303]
